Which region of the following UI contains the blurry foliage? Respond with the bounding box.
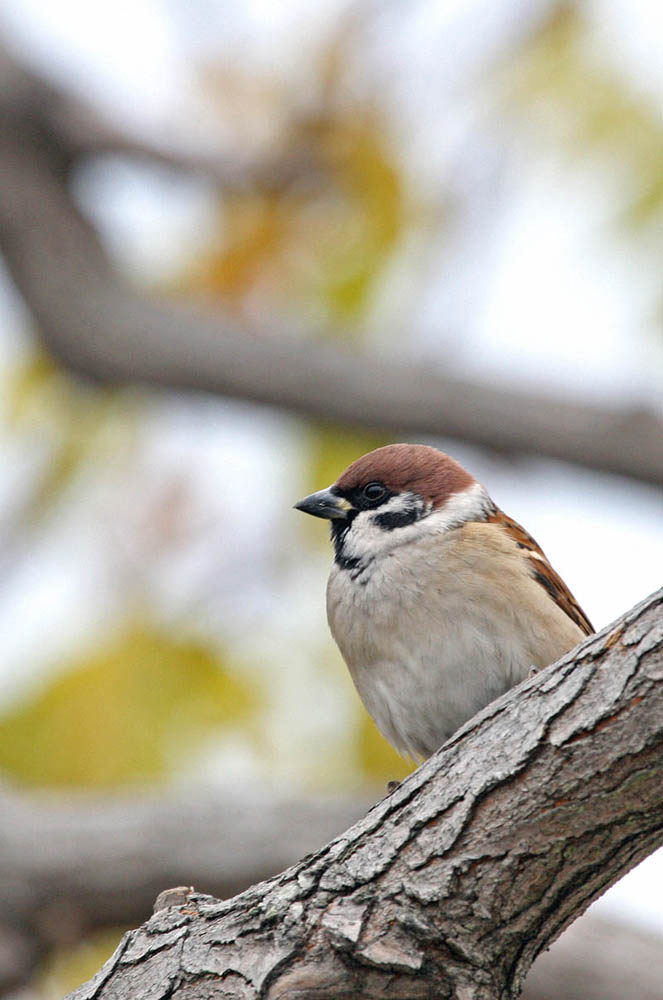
[357,712,412,784]
[0,624,258,787]
[502,4,663,236]
[6,350,136,526]
[183,108,408,326]
[40,927,126,1000]
[180,23,415,328]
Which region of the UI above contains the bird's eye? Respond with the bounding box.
[362,482,387,502]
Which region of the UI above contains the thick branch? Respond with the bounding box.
[1,47,662,485]
[65,589,663,999]
[2,791,660,1000]
[0,795,660,1000]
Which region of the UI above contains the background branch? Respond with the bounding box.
[0,45,661,485]
[0,785,369,945]
[0,43,310,191]
[64,588,663,999]
[524,916,662,1000]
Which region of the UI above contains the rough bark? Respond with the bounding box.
[64,588,663,1000]
[1,46,662,486]
[1,792,661,999]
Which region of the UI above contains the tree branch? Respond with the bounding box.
[63,588,663,999]
[0,42,310,190]
[1,45,662,485]
[2,791,661,1000]
[3,790,660,1000]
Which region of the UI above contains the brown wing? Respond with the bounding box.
[488,509,594,636]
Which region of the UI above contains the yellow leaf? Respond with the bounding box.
[174,37,413,328]
[0,624,258,788]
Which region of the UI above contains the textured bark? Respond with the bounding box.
[65,588,663,1000]
[2,800,661,1000]
[3,795,661,1000]
[1,46,662,486]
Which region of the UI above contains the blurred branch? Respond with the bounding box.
[0,784,369,947]
[0,44,662,485]
[0,43,310,191]
[63,589,663,999]
[0,785,367,992]
[523,916,663,1000]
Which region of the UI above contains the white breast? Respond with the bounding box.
[326,523,583,759]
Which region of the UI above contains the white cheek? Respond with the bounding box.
[340,483,492,564]
[342,509,425,562]
[341,511,388,560]
[428,483,492,531]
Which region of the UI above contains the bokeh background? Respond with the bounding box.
[0,0,661,996]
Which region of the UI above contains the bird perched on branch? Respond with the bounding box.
[295,444,593,760]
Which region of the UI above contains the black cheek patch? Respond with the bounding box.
[374,507,421,530]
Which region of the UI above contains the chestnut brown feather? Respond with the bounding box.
[335,444,474,508]
[488,509,594,636]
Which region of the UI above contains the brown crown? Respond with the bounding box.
[335,444,475,508]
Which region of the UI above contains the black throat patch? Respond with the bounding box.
[330,517,361,571]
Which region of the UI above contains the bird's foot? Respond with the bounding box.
[528,664,539,679]
[386,780,401,794]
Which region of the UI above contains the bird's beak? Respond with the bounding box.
[294,487,352,520]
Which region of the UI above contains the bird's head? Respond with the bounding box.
[295,444,491,569]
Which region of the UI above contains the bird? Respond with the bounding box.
[294,443,593,760]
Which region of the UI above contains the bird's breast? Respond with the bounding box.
[325,527,583,758]
[326,540,511,757]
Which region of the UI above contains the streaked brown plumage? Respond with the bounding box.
[486,508,594,637]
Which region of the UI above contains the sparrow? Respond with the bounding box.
[295,444,593,760]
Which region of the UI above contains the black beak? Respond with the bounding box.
[294,487,352,520]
